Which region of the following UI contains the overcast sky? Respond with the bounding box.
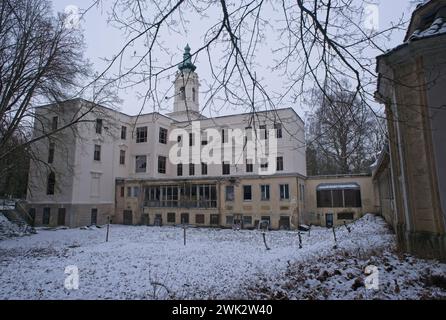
[51,0,420,119]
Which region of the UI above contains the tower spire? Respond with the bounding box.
[178,44,197,72]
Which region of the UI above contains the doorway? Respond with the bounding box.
[325,213,334,228]
[58,208,66,226]
[123,210,133,225]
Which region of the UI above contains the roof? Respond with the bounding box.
[377,0,446,61]
[316,183,360,190]
[407,16,446,41]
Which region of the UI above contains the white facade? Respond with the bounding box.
[27,49,306,227]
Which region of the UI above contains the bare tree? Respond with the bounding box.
[0,0,119,194]
[70,0,409,148]
[305,80,384,175]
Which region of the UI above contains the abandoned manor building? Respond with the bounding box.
[25,45,376,230]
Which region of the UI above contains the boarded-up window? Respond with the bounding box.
[195,214,205,224]
[167,212,176,223]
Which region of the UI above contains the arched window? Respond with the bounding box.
[192,88,196,102]
[180,86,185,100]
[47,171,55,195]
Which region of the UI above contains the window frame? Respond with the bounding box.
[94,144,101,161]
[158,155,167,174]
[243,185,252,201]
[136,126,148,143]
[135,155,147,173]
[159,127,168,144]
[260,184,270,201]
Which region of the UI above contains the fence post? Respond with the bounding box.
[106,216,110,242]
[332,226,338,249]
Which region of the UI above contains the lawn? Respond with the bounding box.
[0,214,445,299]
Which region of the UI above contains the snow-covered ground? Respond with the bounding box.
[0,213,29,240]
[0,214,445,299]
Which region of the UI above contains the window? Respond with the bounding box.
[337,212,354,220]
[261,216,271,226]
[246,160,253,173]
[189,133,194,146]
[158,156,167,174]
[317,190,332,207]
[51,116,58,131]
[344,189,362,208]
[201,162,208,175]
[299,184,305,201]
[145,184,217,208]
[225,186,235,201]
[91,208,98,225]
[120,186,125,197]
[127,187,131,197]
[243,185,252,201]
[48,142,55,164]
[260,161,268,171]
[274,123,282,138]
[177,163,183,176]
[260,125,268,139]
[276,156,284,171]
[47,172,55,195]
[332,189,344,207]
[167,212,176,223]
[94,145,101,161]
[159,127,168,144]
[43,208,51,225]
[189,163,195,176]
[260,185,270,201]
[119,150,126,165]
[58,208,66,226]
[28,208,36,225]
[222,162,230,175]
[95,119,103,134]
[195,214,205,224]
[316,185,362,208]
[226,215,233,225]
[210,214,219,225]
[177,135,182,143]
[181,213,189,224]
[201,139,208,146]
[121,126,127,140]
[280,184,290,200]
[180,86,186,100]
[136,127,148,143]
[192,88,196,102]
[133,186,140,197]
[135,155,147,173]
[222,129,228,143]
[243,216,252,225]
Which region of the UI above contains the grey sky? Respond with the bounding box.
[52,0,420,120]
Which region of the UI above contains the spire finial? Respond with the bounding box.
[178,44,196,72]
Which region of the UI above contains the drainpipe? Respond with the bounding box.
[391,81,412,233]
